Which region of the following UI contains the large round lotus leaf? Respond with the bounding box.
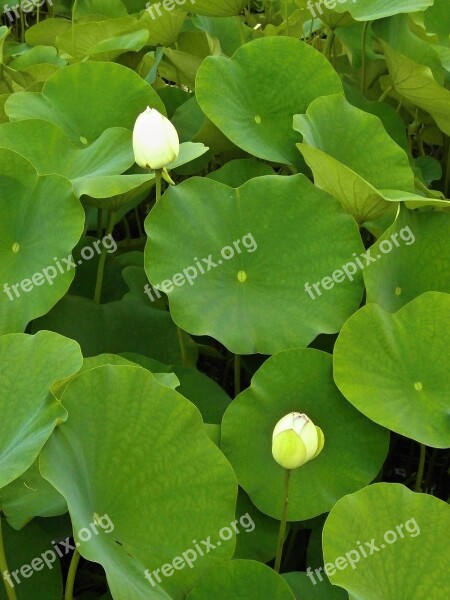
[0,458,66,530]
[221,349,389,520]
[32,295,184,365]
[364,208,450,312]
[196,37,343,166]
[40,365,238,600]
[0,331,82,490]
[294,94,416,224]
[333,292,450,448]
[330,0,433,20]
[144,174,364,355]
[0,149,84,335]
[0,519,63,600]
[4,61,165,145]
[186,560,295,600]
[282,572,348,600]
[322,483,450,600]
[178,0,247,17]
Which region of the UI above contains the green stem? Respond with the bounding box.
[134,206,144,238]
[0,515,17,600]
[444,135,450,198]
[64,549,81,600]
[274,469,291,573]
[378,85,393,103]
[234,354,241,396]
[423,448,438,491]
[176,326,189,368]
[323,29,335,61]
[238,16,245,46]
[155,169,162,202]
[19,7,24,42]
[360,21,370,93]
[96,208,103,239]
[284,0,290,36]
[122,215,131,245]
[415,444,426,493]
[71,0,78,54]
[94,210,116,304]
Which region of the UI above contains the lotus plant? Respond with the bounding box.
[272,412,324,572]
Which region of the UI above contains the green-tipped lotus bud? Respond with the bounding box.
[132,107,180,170]
[272,412,324,470]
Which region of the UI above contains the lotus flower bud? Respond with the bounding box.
[272,412,324,470]
[132,107,180,170]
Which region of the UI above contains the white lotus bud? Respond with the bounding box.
[132,107,179,170]
[272,412,324,470]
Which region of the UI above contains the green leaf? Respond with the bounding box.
[40,365,238,599]
[0,119,150,201]
[364,207,450,311]
[5,61,166,145]
[294,94,416,223]
[330,0,433,21]
[74,0,129,19]
[186,560,295,600]
[322,483,450,600]
[32,295,184,365]
[55,17,149,61]
[381,42,450,136]
[0,331,82,490]
[0,519,63,600]
[0,149,84,334]
[373,15,444,83]
[424,0,450,37]
[333,292,450,448]
[119,352,230,423]
[25,18,72,47]
[0,459,66,530]
[282,572,348,599]
[233,489,280,563]
[221,349,389,520]
[196,37,343,166]
[207,158,275,187]
[165,142,210,170]
[178,0,247,17]
[139,8,186,47]
[144,174,364,355]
